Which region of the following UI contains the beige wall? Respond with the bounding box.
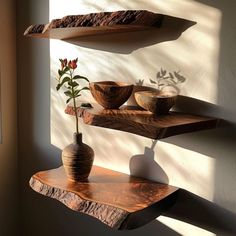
[0,0,18,235]
[50,1,236,235]
[18,0,236,235]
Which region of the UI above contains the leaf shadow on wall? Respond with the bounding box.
[129,140,169,184]
[64,16,196,54]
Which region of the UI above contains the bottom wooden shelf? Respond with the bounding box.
[30,166,179,230]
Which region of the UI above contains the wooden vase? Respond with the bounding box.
[62,133,94,182]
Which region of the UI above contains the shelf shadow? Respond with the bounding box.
[129,140,169,184]
[65,16,196,54]
[163,95,234,156]
[164,189,236,236]
[174,95,222,117]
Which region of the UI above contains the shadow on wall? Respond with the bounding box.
[192,2,236,231]
[165,95,233,156]
[65,16,196,54]
[163,189,236,236]
[129,140,169,184]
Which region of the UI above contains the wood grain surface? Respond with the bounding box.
[89,81,133,109]
[65,104,221,139]
[30,166,178,229]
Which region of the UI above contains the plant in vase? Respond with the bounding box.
[55,58,94,182]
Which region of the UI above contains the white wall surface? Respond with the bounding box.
[18,0,236,235]
[0,0,18,235]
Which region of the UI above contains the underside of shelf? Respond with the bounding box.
[30,166,178,230]
[65,104,221,139]
[24,25,157,40]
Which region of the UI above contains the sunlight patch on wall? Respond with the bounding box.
[157,216,215,236]
[157,141,216,200]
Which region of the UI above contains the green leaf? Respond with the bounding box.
[73,75,89,82]
[58,67,70,77]
[63,67,70,73]
[75,94,81,98]
[56,83,62,91]
[79,87,90,92]
[66,97,72,104]
[61,77,70,85]
[149,79,157,84]
[58,69,63,76]
[68,81,79,87]
[74,90,80,96]
[64,90,73,98]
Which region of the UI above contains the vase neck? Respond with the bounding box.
[73,133,82,144]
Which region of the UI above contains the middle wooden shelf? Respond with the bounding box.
[65,103,220,139]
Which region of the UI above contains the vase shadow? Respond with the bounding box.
[129,140,169,184]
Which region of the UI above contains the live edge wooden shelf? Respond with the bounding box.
[65,104,221,139]
[23,10,195,40]
[30,165,178,230]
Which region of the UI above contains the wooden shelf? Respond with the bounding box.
[65,104,221,139]
[30,166,178,230]
[24,25,157,40]
[24,10,195,40]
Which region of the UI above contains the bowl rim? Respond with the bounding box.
[134,90,178,98]
[89,81,133,87]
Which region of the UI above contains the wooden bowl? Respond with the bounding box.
[127,85,159,106]
[90,81,133,109]
[135,91,178,115]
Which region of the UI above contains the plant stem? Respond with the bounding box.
[70,71,79,134]
[72,93,79,134]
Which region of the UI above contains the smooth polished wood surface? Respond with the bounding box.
[65,104,221,139]
[30,166,178,229]
[89,81,133,109]
[134,91,178,115]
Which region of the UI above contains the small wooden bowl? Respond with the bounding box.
[127,85,159,106]
[135,91,178,115]
[90,81,133,109]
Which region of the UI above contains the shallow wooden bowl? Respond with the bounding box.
[135,90,178,115]
[90,81,133,109]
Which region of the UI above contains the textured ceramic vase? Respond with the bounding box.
[62,133,94,182]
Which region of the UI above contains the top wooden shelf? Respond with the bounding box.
[23,10,195,40]
[65,104,221,139]
[24,25,158,40]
